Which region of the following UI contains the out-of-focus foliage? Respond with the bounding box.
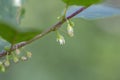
[0,0,120,80]
[66,5,120,19]
[0,22,40,44]
[62,0,103,6]
[0,0,41,44]
[0,38,9,52]
[104,0,120,8]
[0,0,17,24]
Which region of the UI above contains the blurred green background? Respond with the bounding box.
[1,0,120,80]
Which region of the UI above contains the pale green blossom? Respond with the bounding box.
[56,34,65,45]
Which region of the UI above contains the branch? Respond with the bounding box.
[0,6,87,57]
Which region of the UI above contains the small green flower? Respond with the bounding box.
[56,33,65,45]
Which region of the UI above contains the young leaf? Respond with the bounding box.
[66,5,120,19]
[62,0,103,6]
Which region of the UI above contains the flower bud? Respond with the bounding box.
[0,61,5,72]
[21,56,27,61]
[67,24,74,37]
[0,65,5,72]
[13,57,19,63]
[26,51,32,58]
[4,60,10,67]
[15,49,21,55]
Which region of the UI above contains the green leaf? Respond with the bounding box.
[62,0,103,6]
[0,0,40,44]
[0,21,41,44]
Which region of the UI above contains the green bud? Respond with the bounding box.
[0,64,5,72]
[13,57,19,63]
[4,60,10,67]
[26,51,32,58]
[67,24,74,37]
[57,16,61,20]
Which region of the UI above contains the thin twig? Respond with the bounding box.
[0,7,87,57]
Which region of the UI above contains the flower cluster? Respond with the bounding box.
[56,19,74,45]
[0,47,32,72]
